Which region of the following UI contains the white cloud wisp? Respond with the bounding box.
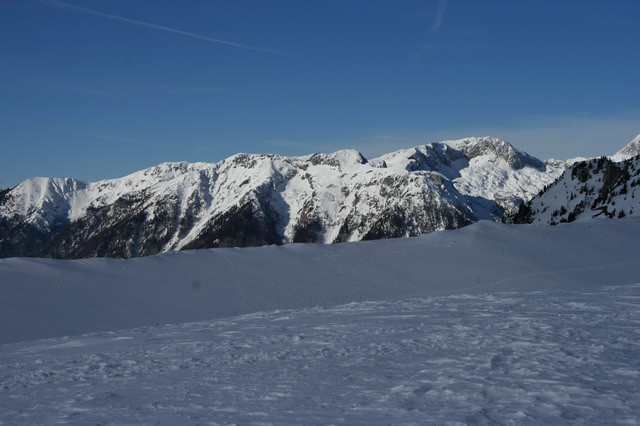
[42,0,290,56]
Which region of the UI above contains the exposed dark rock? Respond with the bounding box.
[291,201,322,243]
[0,219,52,258]
[182,197,281,250]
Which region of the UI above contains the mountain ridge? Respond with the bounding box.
[0,135,622,259]
[511,153,640,225]
[611,133,640,162]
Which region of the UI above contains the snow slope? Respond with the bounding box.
[513,154,640,224]
[372,136,567,217]
[442,137,565,211]
[1,216,640,423]
[611,133,640,162]
[2,216,640,345]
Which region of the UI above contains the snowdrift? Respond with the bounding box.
[2,217,640,344]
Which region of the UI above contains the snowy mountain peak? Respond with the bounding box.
[304,149,369,168]
[370,137,564,215]
[444,136,545,170]
[0,177,87,230]
[611,133,640,162]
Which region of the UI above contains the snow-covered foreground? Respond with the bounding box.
[2,217,640,344]
[2,283,640,424]
[1,218,640,423]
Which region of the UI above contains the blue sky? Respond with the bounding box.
[1,0,639,187]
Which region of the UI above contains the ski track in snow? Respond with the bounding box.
[2,284,640,425]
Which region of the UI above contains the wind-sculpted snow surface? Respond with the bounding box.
[0,137,565,259]
[2,217,640,344]
[1,284,639,424]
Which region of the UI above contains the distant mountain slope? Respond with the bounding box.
[0,137,565,259]
[512,154,640,224]
[375,137,565,217]
[611,133,640,162]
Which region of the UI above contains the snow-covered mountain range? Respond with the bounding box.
[0,137,568,259]
[512,136,640,225]
[2,134,637,259]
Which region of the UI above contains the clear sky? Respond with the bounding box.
[1,0,639,187]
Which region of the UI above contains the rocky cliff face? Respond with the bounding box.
[0,137,566,259]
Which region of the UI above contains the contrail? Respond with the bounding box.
[415,0,449,56]
[42,0,290,56]
[428,0,448,34]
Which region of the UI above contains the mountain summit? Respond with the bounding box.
[0,137,565,259]
[611,133,640,162]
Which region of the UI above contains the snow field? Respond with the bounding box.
[2,217,640,344]
[1,284,639,424]
[1,216,640,423]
